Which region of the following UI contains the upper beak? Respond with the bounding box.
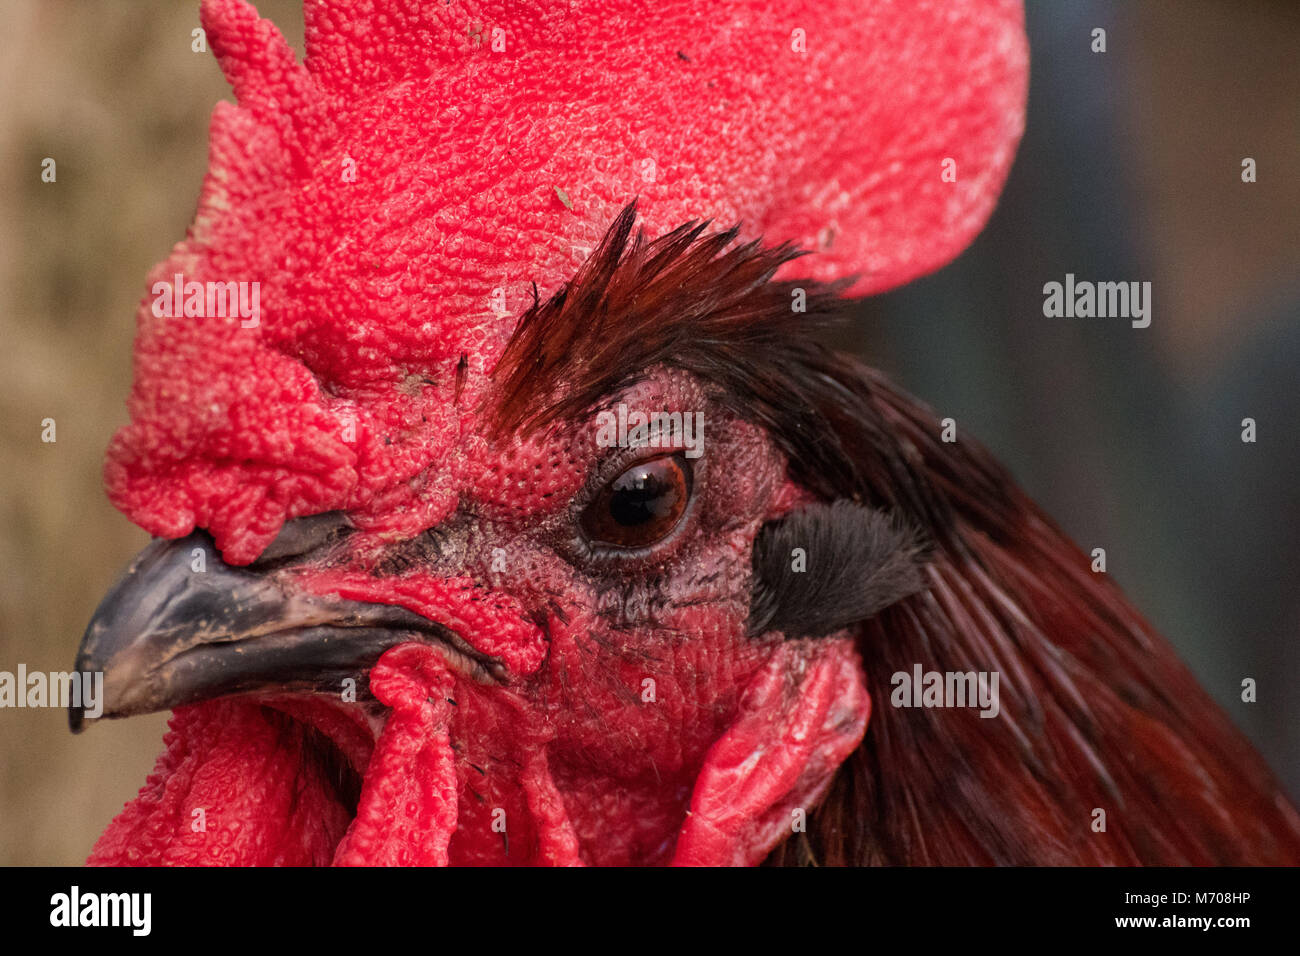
[70,523,474,732]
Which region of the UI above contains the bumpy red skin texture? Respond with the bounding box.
[94,373,874,865]
[91,0,1028,865]
[672,643,871,866]
[106,0,1027,563]
[332,646,460,866]
[88,701,354,866]
[90,643,865,867]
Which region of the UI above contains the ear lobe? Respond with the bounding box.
[747,500,930,639]
[671,640,869,866]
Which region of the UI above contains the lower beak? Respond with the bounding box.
[70,530,465,732]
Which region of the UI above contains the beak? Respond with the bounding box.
[70,522,478,732]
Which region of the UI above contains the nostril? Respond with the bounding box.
[248,511,354,569]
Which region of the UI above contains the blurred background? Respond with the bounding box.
[1,1,1296,864]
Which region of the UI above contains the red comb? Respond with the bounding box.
[105,0,1028,561]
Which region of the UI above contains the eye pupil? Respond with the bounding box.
[609,468,676,526]
[581,454,692,550]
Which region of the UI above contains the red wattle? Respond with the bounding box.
[332,645,459,866]
[88,701,352,866]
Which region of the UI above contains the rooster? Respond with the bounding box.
[71,0,1300,866]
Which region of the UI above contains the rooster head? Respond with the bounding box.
[73,0,1030,865]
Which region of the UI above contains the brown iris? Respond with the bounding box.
[580,453,692,550]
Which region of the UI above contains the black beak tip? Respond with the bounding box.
[68,653,92,733]
[68,637,96,734]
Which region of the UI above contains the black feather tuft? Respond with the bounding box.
[747,501,930,639]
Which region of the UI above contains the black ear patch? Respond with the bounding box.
[747,501,931,639]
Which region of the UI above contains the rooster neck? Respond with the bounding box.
[766,374,1300,865]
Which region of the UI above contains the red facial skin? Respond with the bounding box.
[86,0,1027,865]
[90,374,870,865]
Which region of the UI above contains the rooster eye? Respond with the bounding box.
[580,453,693,550]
